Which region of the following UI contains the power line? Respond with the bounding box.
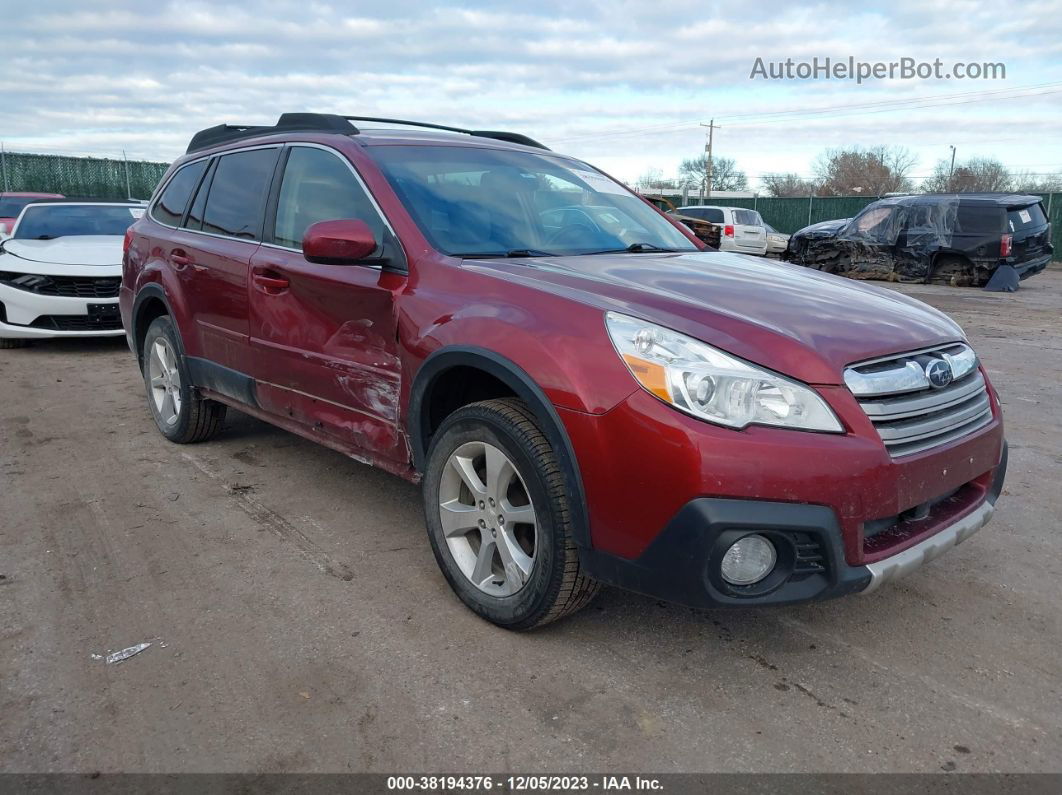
[550,80,1062,143]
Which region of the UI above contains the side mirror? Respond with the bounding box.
[0,223,9,239]
[302,219,378,265]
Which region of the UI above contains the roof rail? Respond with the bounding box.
[185,113,359,154]
[184,113,549,155]
[343,116,550,150]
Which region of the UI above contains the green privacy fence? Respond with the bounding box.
[0,150,170,200]
[669,193,1062,257]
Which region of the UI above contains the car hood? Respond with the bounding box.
[793,218,849,239]
[469,251,965,385]
[1,235,124,266]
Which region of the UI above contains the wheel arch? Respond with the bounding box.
[131,284,181,368]
[409,346,591,548]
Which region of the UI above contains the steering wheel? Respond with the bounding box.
[545,223,596,247]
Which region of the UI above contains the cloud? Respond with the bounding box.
[2,0,1060,186]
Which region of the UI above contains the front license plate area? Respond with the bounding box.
[87,303,121,325]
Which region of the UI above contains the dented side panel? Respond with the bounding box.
[791,197,963,284]
[246,246,409,467]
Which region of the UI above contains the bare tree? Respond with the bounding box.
[813,146,916,196]
[760,173,816,197]
[1008,170,1062,193]
[921,157,1011,192]
[636,167,667,191]
[677,155,748,192]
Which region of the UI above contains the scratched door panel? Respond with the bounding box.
[248,247,406,462]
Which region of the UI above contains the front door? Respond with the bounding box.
[248,144,407,466]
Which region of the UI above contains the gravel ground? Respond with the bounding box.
[1,267,1060,774]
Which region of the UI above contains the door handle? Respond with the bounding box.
[170,249,194,268]
[253,273,290,295]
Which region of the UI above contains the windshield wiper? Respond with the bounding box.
[583,243,679,255]
[35,235,58,240]
[455,249,557,259]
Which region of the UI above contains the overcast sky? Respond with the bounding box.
[3,0,1060,187]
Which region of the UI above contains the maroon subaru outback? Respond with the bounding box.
[120,114,1007,629]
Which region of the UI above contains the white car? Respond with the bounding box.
[672,205,768,255]
[764,223,790,257]
[0,201,142,347]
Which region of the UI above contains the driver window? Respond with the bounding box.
[273,147,385,252]
[852,206,898,243]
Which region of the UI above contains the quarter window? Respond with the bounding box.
[200,148,279,240]
[151,160,207,226]
[183,159,216,232]
[273,147,384,251]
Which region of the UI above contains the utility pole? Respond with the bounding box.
[948,145,957,191]
[700,119,720,199]
[1,142,8,192]
[122,149,132,200]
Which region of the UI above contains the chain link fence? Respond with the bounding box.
[0,150,169,200]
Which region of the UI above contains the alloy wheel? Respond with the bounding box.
[147,337,182,426]
[438,440,538,597]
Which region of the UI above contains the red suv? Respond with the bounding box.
[120,114,1007,629]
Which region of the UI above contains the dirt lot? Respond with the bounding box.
[2,268,1060,774]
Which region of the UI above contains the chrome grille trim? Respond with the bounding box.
[845,343,992,458]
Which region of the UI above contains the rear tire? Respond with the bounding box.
[0,338,28,349]
[142,316,226,444]
[423,398,600,630]
[930,255,974,287]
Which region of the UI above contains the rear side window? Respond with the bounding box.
[200,148,279,240]
[1007,203,1047,231]
[698,207,725,223]
[272,146,385,251]
[733,209,761,225]
[151,160,208,226]
[955,203,1002,234]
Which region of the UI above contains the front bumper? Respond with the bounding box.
[0,282,123,339]
[578,444,1006,608]
[560,381,1006,609]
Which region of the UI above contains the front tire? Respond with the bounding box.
[423,398,599,630]
[142,316,226,444]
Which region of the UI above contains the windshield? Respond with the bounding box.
[368,145,699,256]
[1,197,51,218]
[13,204,142,239]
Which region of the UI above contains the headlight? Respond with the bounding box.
[605,312,843,433]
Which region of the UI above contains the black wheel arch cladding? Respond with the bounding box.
[409,346,591,549]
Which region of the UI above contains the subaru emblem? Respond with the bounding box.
[925,359,954,389]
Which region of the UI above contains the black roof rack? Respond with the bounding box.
[343,116,549,150]
[185,113,549,154]
[186,114,358,154]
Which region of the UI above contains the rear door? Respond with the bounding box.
[175,146,280,372]
[248,144,407,465]
[732,208,767,254]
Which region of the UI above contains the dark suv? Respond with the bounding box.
[121,114,1007,629]
[786,193,1053,287]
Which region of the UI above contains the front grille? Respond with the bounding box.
[0,271,120,298]
[845,343,992,458]
[29,314,123,332]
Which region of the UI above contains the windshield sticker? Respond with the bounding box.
[571,169,629,197]
[1018,209,1031,224]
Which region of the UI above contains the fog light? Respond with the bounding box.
[720,535,776,585]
